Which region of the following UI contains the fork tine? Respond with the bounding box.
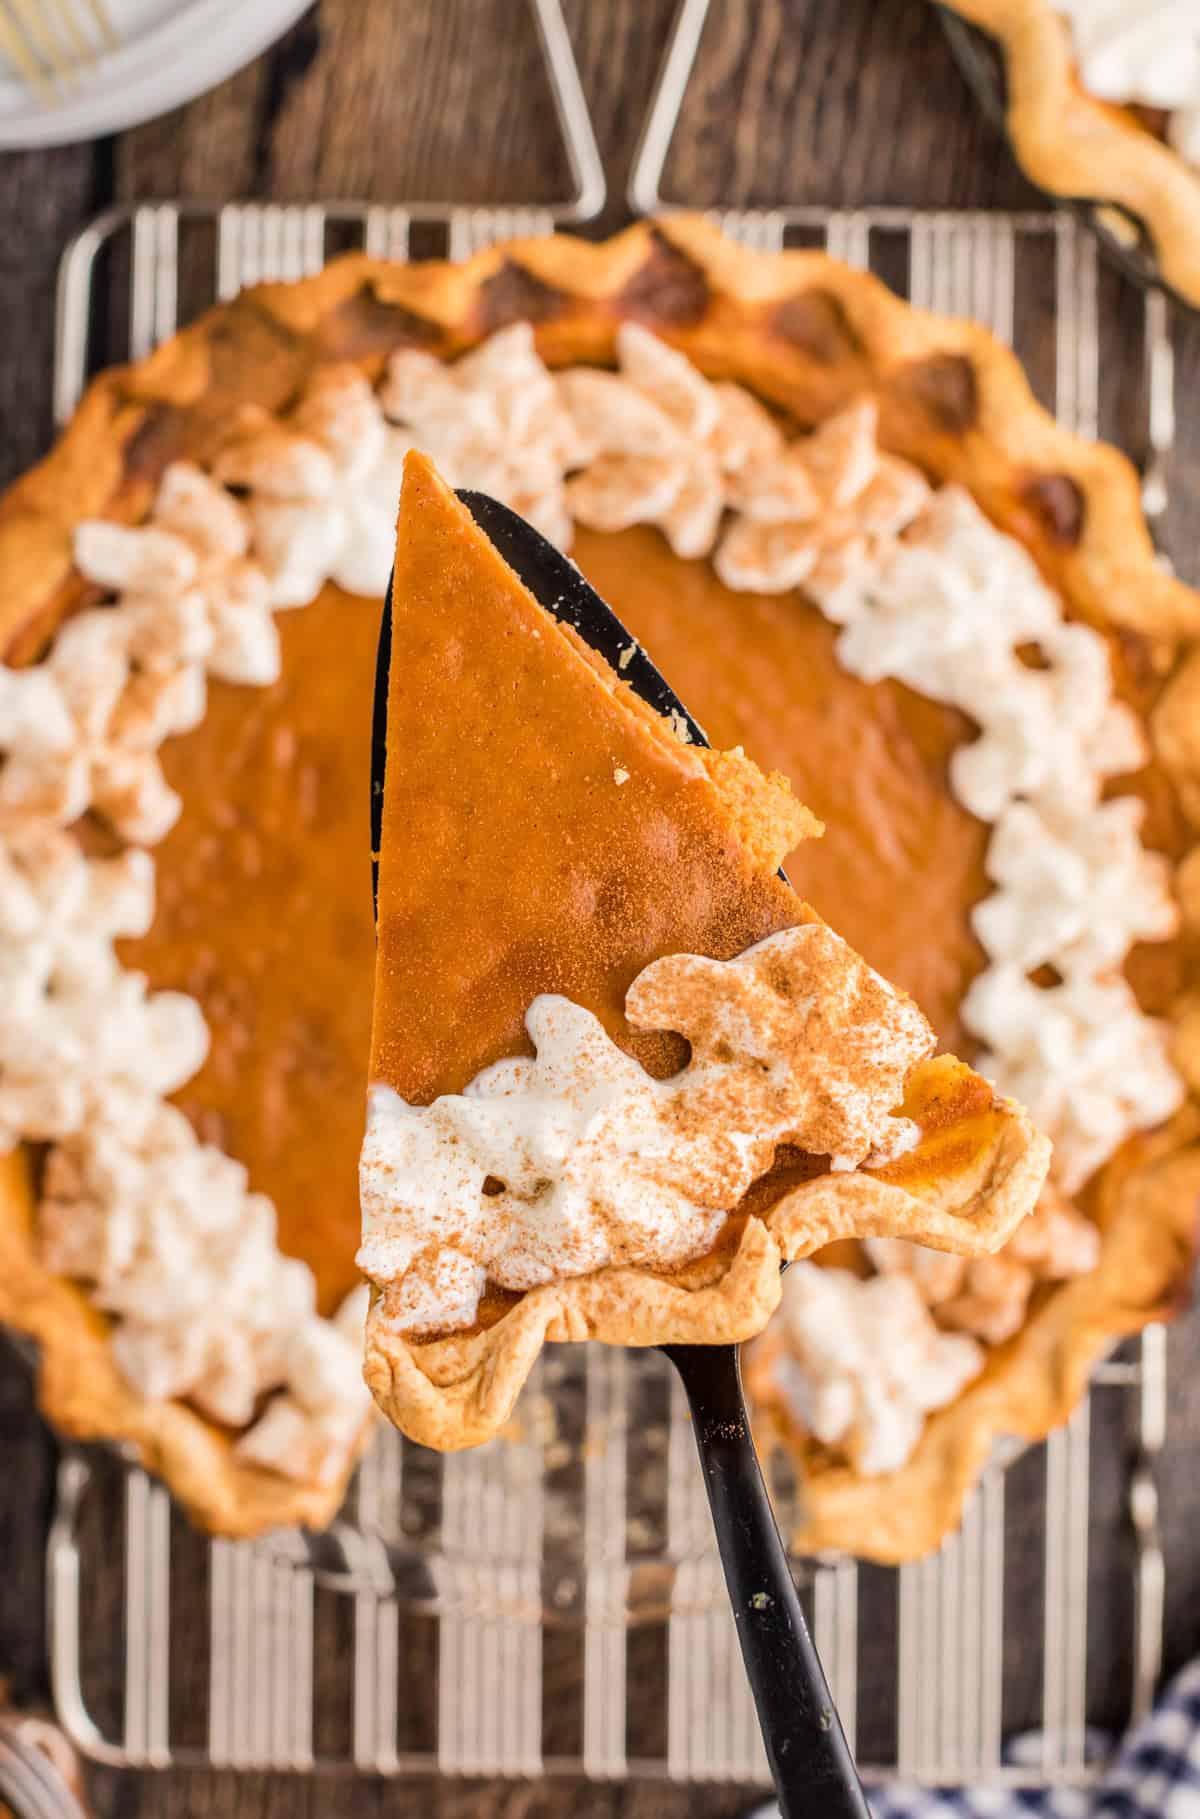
[0,1,57,100]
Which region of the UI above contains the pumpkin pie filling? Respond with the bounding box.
[575,524,991,1050]
[119,585,382,1312]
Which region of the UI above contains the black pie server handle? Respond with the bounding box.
[664,1342,869,1818]
[370,573,392,921]
[371,490,869,1816]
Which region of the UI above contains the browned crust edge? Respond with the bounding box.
[3,216,1198,655]
[940,0,1200,309]
[0,214,1196,1544]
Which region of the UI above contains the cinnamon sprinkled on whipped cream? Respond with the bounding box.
[358,923,934,1336]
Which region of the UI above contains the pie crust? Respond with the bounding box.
[0,215,1197,1547]
[941,0,1200,309]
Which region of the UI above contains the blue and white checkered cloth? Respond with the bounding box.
[747,1658,1200,1818]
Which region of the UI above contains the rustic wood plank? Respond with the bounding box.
[85,1771,759,1817]
[0,134,103,1715]
[653,0,1042,211]
[116,52,272,202]
[0,143,99,485]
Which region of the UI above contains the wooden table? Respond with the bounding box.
[3,1,1200,1813]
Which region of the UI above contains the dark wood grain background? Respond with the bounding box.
[3,2,1200,1814]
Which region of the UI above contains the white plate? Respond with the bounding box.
[0,0,311,148]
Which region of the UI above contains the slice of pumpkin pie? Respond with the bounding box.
[358,452,1051,1449]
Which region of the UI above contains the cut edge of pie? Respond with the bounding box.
[0,214,1193,1543]
[941,0,1200,309]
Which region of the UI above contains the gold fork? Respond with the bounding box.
[0,0,118,102]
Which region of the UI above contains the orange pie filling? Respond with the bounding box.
[0,290,1184,1494]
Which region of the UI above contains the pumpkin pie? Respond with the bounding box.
[357,451,1048,1450]
[0,217,1197,1554]
[941,0,1200,309]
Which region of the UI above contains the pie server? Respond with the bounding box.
[370,492,870,1819]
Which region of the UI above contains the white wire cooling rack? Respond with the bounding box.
[41,195,1180,1787]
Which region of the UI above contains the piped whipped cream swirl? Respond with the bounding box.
[359,923,934,1335]
[805,483,1181,1191]
[763,1184,1103,1476]
[40,1080,371,1483]
[766,1262,984,1477]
